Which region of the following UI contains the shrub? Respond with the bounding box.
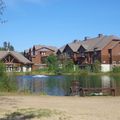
[112,66,120,73]
[0,61,6,77]
[0,61,17,92]
[0,73,17,92]
[92,60,101,73]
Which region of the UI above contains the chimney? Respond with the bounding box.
[73,39,78,43]
[98,34,103,38]
[84,36,89,41]
[29,48,31,55]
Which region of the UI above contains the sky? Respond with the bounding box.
[0,0,120,52]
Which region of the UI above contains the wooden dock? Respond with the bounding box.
[81,87,116,96]
[70,80,116,96]
[70,86,116,96]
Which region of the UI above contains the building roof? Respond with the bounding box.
[25,45,58,54]
[0,51,33,64]
[65,35,120,52]
[81,35,105,51]
[34,45,57,52]
[68,40,81,52]
[58,45,66,53]
[57,34,120,54]
[108,40,120,49]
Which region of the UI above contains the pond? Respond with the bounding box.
[17,75,120,96]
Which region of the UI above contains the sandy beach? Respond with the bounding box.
[0,95,120,120]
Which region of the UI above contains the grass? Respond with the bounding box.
[0,108,52,120]
[0,91,48,96]
[0,108,70,120]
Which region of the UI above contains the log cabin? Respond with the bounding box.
[0,51,33,72]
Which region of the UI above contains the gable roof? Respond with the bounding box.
[68,40,81,52]
[93,35,120,51]
[34,45,57,52]
[58,45,66,53]
[49,34,120,54]
[25,45,58,54]
[81,35,105,51]
[66,35,120,52]
[0,51,33,64]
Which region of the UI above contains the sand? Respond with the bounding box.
[0,95,120,120]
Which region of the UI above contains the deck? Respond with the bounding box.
[70,86,116,96]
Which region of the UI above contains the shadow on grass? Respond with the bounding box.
[0,111,35,120]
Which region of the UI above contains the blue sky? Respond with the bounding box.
[0,0,120,52]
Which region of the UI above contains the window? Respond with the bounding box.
[41,52,46,56]
[80,52,85,57]
[103,61,106,64]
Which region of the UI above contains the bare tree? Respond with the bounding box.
[0,0,6,24]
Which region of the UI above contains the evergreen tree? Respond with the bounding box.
[2,41,15,51]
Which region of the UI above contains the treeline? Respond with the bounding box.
[0,41,14,51]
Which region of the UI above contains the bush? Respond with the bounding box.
[79,69,88,76]
[112,66,120,73]
[46,55,58,72]
[0,62,17,92]
[92,60,101,73]
[0,61,6,77]
[54,68,63,75]
[0,73,17,92]
[62,59,75,73]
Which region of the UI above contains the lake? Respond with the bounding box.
[17,75,120,96]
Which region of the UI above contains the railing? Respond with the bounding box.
[81,88,116,96]
[77,54,85,58]
[58,55,73,60]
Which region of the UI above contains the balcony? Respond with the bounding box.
[77,53,85,58]
[57,54,73,60]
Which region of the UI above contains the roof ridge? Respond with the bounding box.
[93,36,107,48]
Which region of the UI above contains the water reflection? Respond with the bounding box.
[17,75,120,96]
[101,75,111,88]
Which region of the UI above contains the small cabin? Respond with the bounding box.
[0,51,33,72]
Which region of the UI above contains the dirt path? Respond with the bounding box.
[0,96,120,120]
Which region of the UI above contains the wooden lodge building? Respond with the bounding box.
[0,51,33,72]
[57,34,120,72]
[24,45,57,70]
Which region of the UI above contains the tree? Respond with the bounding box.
[7,42,14,51]
[46,55,58,72]
[2,41,15,51]
[92,60,101,73]
[3,41,7,50]
[62,59,74,72]
[0,0,6,24]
